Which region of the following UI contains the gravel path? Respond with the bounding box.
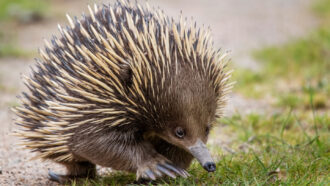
[0,0,316,184]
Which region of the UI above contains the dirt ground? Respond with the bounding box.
[0,0,317,185]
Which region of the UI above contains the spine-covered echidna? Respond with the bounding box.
[13,0,232,183]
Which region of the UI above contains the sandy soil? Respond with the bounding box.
[0,0,317,185]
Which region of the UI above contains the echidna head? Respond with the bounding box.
[149,68,218,172]
[155,119,216,172]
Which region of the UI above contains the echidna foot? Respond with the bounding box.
[158,162,190,178]
[137,157,189,181]
[48,170,95,184]
[48,171,70,184]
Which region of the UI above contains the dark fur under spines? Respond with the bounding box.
[13,0,233,165]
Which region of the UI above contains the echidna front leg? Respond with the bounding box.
[69,129,188,181]
[48,161,96,184]
[152,137,194,170]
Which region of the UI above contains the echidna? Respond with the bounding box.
[13,0,233,183]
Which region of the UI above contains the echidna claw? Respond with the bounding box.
[154,169,162,177]
[183,169,190,177]
[156,164,176,179]
[163,162,187,178]
[48,171,68,184]
[145,169,156,180]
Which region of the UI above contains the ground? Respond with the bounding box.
[0,0,328,185]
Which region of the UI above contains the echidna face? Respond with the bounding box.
[155,116,216,172]
[157,120,210,150]
[151,71,218,172]
[152,73,214,145]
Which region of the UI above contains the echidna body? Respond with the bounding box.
[13,0,232,182]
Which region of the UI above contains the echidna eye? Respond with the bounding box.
[205,126,210,135]
[175,127,185,138]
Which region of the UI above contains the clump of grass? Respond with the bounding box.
[277,83,328,109]
[0,0,48,23]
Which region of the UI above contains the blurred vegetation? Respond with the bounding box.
[233,0,330,110]
[0,31,31,58]
[0,0,49,58]
[0,0,48,23]
[314,0,330,23]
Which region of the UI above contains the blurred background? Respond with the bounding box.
[0,0,328,185]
